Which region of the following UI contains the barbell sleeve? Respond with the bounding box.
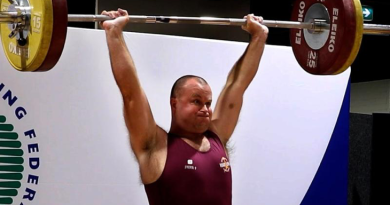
[0,11,21,23]
[363,24,390,35]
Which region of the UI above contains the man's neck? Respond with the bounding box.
[169,127,210,151]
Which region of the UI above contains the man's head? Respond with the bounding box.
[170,75,213,134]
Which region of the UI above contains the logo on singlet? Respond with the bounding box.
[219,157,230,173]
[185,159,197,170]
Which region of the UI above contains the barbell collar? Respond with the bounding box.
[8,0,18,5]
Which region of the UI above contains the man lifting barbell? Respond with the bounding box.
[100,8,268,205]
[1,0,390,203]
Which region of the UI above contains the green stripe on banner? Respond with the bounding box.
[0,189,17,196]
[0,141,21,148]
[0,173,22,180]
[0,165,23,172]
[0,124,13,132]
[0,157,24,164]
[0,133,18,140]
[0,197,13,204]
[0,149,23,156]
[0,116,5,123]
[0,181,21,188]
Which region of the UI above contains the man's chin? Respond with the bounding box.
[195,123,210,133]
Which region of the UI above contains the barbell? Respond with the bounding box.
[0,0,389,74]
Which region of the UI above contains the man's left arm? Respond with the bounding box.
[211,15,268,145]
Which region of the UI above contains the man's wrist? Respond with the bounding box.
[105,24,124,37]
[250,34,267,43]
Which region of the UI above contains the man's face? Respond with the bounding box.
[172,79,213,134]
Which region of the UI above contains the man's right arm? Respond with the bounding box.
[102,9,167,183]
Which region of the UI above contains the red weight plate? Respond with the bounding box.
[35,0,68,71]
[290,0,359,75]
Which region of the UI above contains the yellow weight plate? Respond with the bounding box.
[0,0,53,71]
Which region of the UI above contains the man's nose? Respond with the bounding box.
[200,104,208,112]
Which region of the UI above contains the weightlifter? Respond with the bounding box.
[101,8,268,205]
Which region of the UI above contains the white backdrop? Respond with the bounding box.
[0,27,350,205]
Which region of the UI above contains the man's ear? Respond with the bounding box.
[170,98,177,110]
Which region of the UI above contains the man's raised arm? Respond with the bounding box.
[211,15,269,145]
[101,9,166,172]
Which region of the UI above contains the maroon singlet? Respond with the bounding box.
[144,131,232,205]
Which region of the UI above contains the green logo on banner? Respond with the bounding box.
[0,115,24,205]
[362,5,373,21]
[1,82,41,204]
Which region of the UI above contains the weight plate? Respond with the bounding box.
[290,0,363,75]
[0,0,67,71]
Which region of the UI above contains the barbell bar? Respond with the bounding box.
[70,15,319,30]
[0,12,322,29]
[0,0,389,74]
[2,12,390,34]
[72,15,390,36]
